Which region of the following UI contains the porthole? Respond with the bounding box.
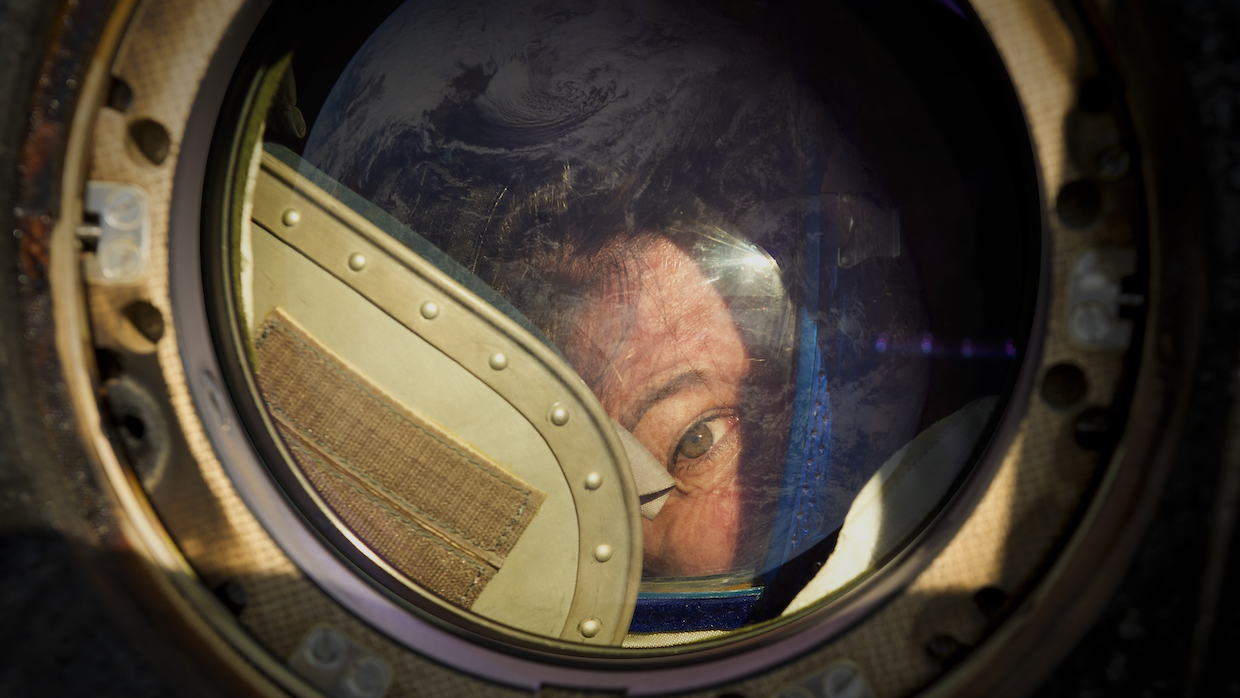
[0,0,1212,695]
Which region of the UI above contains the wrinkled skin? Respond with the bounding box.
[567,238,784,577]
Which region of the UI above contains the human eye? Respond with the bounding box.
[670,413,739,476]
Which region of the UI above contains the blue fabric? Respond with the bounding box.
[628,588,764,633]
[762,193,833,577]
[783,344,834,561]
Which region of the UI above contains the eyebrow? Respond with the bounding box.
[622,370,706,432]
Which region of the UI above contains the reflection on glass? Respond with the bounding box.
[230,0,1030,648]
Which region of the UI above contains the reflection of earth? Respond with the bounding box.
[303,0,820,248]
[303,0,932,568]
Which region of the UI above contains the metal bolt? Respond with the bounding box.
[348,253,366,271]
[420,301,439,319]
[593,544,613,562]
[1069,301,1113,345]
[584,472,603,490]
[578,618,601,638]
[344,656,390,698]
[549,403,569,426]
[102,189,143,230]
[489,352,508,371]
[282,208,301,227]
[99,238,143,280]
[822,662,874,698]
[304,626,345,670]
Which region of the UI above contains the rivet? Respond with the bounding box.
[345,656,390,697]
[584,472,603,490]
[578,618,601,638]
[1069,302,1112,344]
[593,544,613,562]
[98,238,143,280]
[489,352,508,371]
[549,403,569,426]
[282,209,301,227]
[304,627,345,670]
[822,662,873,698]
[101,189,143,230]
[348,253,366,271]
[420,301,439,319]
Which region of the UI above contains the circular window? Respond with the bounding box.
[205,0,1037,652]
[7,0,1210,691]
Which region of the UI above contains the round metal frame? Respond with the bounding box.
[4,0,1199,695]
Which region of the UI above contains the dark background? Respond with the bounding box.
[0,0,1238,696]
[1027,1,1240,697]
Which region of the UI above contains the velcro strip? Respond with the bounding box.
[254,307,545,608]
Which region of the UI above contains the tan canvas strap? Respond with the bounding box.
[253,307,545,608]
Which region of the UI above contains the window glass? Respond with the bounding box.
[224,0,1034,649]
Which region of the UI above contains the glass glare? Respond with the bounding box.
[223,0,1034,650]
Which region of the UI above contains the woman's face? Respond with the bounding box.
[568,238,784,577]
